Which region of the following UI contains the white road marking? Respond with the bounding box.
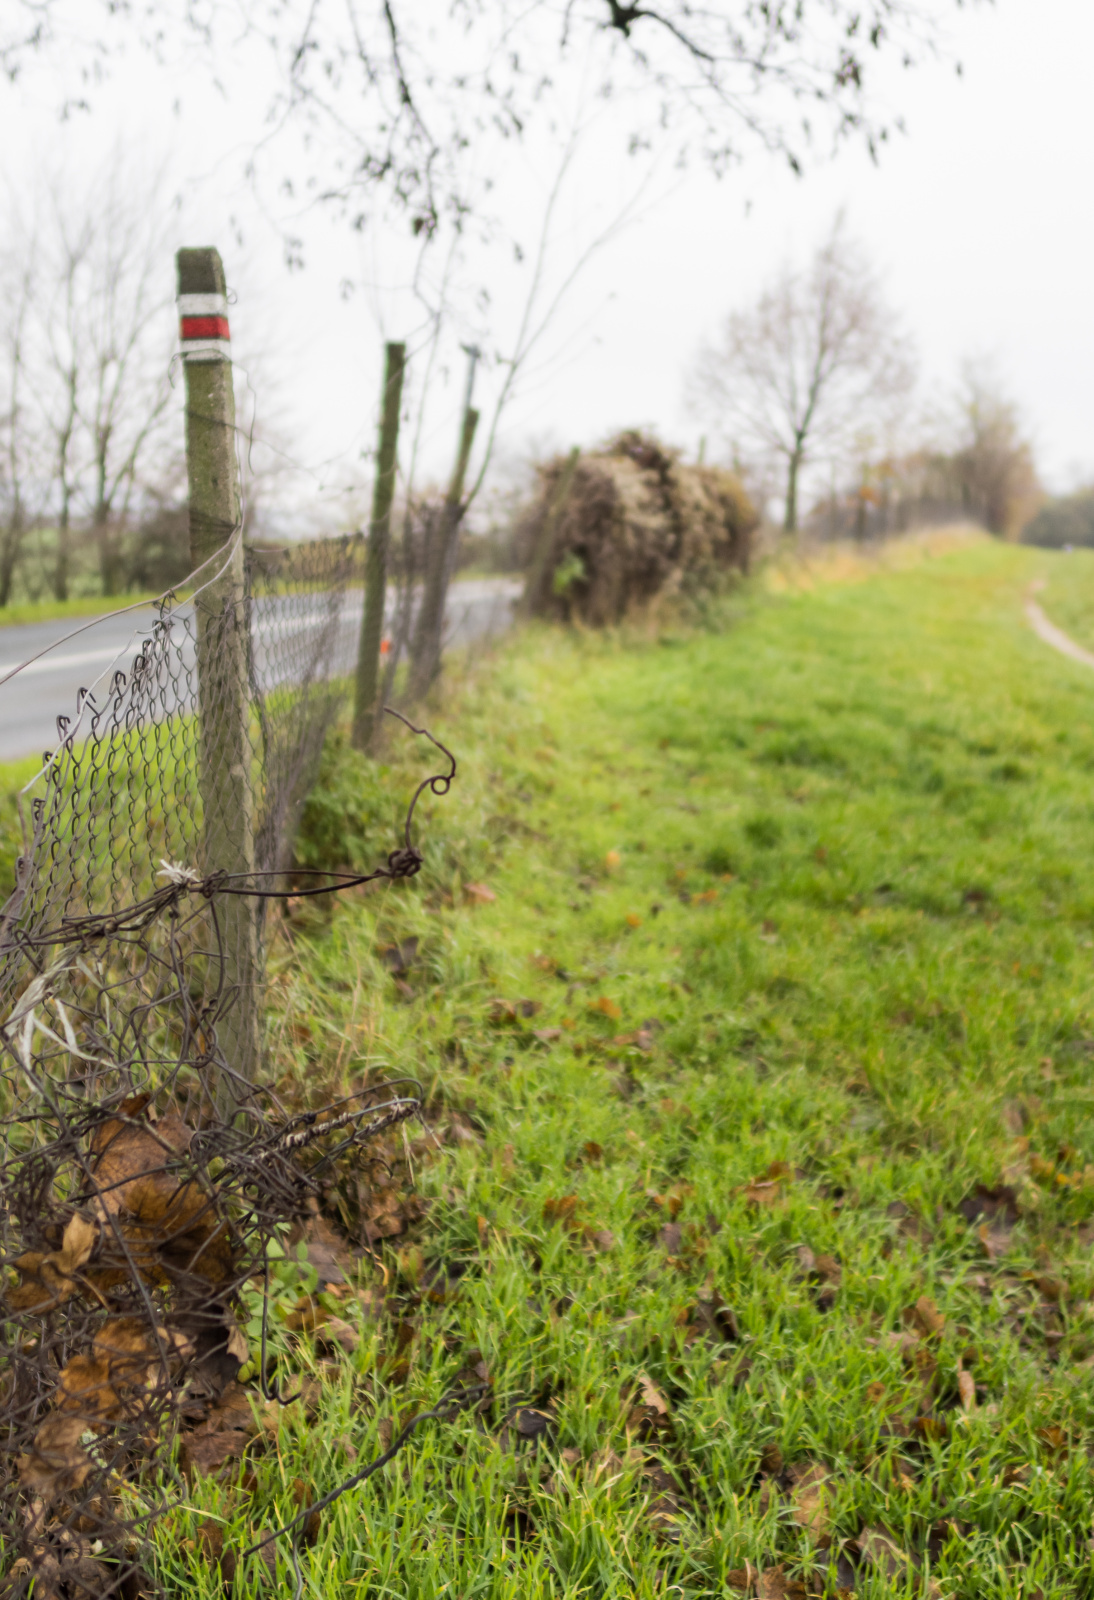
[0,646,128,677]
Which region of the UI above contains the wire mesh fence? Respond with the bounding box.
[0,536,458,1597]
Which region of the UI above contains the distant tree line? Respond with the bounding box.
[809,364,1041,542]
[1021,490,1094,549]
[0,163,188,607]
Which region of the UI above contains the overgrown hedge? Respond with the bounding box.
[520,432,756,626]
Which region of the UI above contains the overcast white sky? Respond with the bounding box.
[4,0,1092,524]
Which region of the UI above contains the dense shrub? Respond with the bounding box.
[520,432,756,626]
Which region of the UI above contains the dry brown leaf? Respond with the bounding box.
[512,1407,552,1439]
[613,1029,654,1052]
[199,1383,257,1436]
[856,1525,917,1579]
[88,1109,233,1288]
[657,1222,683,1255]
[282,1299,329,1335]
[593,996,623,1021]
[744,1161,792,1207]
[288,1211,357,1286]
[319,1316,360,1355]
[756,1565,806,1599]
[225,1322,250,1366]
[789,1462,831,1543]
[196,1519,238,1586]
[1038,1423,1069,1461]
[636,1372,670,1415]
[464,882,497,903]
[291,1477,323,1545]
[976,1221,1012,1261]
[17,1414,94,1501]
[362,1188,407,1244]
[588,1445,620,1482]
[5,1212,101,1312]
[3,1535,115,1600]
[257,1376,323,1438]
[958,1181,1020,1227]
[957,1367,976,1413]
[543,1194,582,1229]
[56,1318,190,1431]
[814,1253,841,1285]
[181,1429,246,1479]
[905,1294,946,1339]
[726,1564,758,1595]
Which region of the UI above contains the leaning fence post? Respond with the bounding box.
[408,403,480,701]
[176,247,261,1091]
[353,341,407,751]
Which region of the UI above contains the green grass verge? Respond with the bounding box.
[60,539,1094,1594]
[0,591,174,628]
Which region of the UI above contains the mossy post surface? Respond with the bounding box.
[177,246,260,1088]
[353,341,406,751]
[409,403,479,701]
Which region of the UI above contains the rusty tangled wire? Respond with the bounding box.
[0,701,463,1599]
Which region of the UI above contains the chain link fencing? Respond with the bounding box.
[0,537,458,1597]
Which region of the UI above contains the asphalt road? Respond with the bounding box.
[0,577,520,762]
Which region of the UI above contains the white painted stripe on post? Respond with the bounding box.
[180,338,232,363]
[178,293,229,316]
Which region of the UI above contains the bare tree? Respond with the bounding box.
[66,174,177,594]
[40,212,91,600]
[0,250,40,607]
[687,218,915,532]
[0,162,182,604]
[944,358,1040,537]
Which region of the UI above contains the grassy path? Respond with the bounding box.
[156,540,1094,1597]
[1036,547,1094,661]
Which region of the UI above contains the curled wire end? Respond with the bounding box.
[383,708,457,849]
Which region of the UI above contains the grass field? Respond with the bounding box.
[149,539,1094,1595]
[11,535,1094,1596]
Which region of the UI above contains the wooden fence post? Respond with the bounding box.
[353,341,406,750]
[408,403,480,701]
[176,246,261,1092]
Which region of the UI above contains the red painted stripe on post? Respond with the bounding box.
[180,315,230,340]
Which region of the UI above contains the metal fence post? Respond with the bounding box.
[176,247,260,1090]
[353,341,406,751]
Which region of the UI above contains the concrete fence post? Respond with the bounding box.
[353,341,407,751]
[176,246,261,1092]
